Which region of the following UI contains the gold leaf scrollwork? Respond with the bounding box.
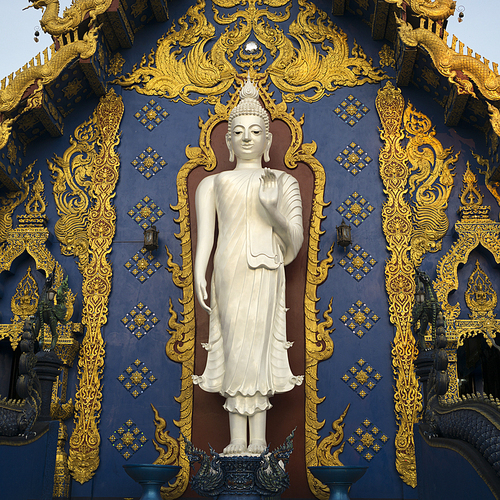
[404,103,457,267]
[472,149,500,208]
[59,89,123,484]
[376,82,422,488]
[115,0,387,105]
[48,113,99,273]
[163,76,333,499]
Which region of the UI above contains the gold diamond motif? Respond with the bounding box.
[137,258,149,271]
[351,203,362,215]
[355,370,368,385]
[348,152,360,164]
[140,206,152,218]
[134,313,146,326]
[121,431,135,446]
[130,371,143,385]
[361,433,374,447]
[352,256,364,269]
[354,311,366,324]
[346,104,357,115]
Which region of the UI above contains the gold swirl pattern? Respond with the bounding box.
[62,90,123,484]
[115,0,387,105]
[29,0,113,36]
[160,76,333,499]
[397,17,500,101]
[48,113,100,273]
[385,0,456,20]
[376,82,422,488]
[404,103,457,266]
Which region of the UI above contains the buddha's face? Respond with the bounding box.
[226,115,271,162]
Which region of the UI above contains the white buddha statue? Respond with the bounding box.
[193,77,304,455]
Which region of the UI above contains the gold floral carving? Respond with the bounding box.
[379,44,395,69]
[115,0,387,105]
[397,17,500,101]
[385,0,456,20]
[29,0,113,36]
[49,90,124,483]
[376,82,422,488]
[159,76,333,499]
[404,103,457,266]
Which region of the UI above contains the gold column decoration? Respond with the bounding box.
[115,0,387,105]
[384,0,456,21]
[48,89,124,483]
[159,75,334,499]
[404,103,458,266]
[376,81,422,488]
[29,0,113,36]
[396,16,500,101]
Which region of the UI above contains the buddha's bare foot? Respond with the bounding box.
[248,440,267,454]
[223,440,247,455]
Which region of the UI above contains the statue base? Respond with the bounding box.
[186,431,295,498]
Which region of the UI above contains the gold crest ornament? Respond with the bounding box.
[115,0,387,105]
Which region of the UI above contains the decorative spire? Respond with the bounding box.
[458,162,490,219]
[227,75,269,134]
[18,171,48,227]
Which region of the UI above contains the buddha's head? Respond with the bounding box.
[226,77,272,163]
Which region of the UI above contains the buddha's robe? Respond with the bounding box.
[195,168,303,415]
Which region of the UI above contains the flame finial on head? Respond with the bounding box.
[228,75,270,134]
